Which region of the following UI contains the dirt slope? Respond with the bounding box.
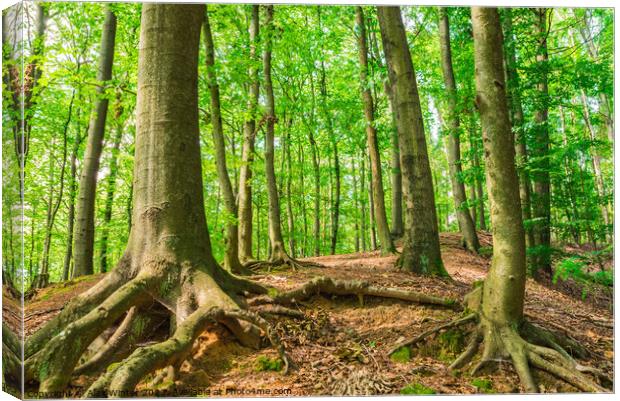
[22,233,613,395]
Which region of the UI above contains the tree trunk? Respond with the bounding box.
[98,102,124,274]
[502,8,535,250]
[473,6,527,324]
[285,123,296,257]
[356,7,394,255]
[579,89,610,231]
[530,8,552,280]
[360,155,368,251]
[377,6,446,275]
[62,120,84,281]
[308,78,321,257]
[237,5,260,263]
[204,8,246,274]
[262,5,287,262]
[367,155,377,250]
[438,7,480,252]
[73,8,117,277]
[27,5,265,392]
[35,91,75,288]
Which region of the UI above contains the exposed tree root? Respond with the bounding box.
[388,309,609,393]
[248,276,456,308]
[387,312,477,355]
[245,254,323,272]
[73,306,167,377]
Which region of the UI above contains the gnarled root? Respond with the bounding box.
[25,274,155,393]
[245,249,323,272]
[248,276,455,308]
[398,311,609,393]
[86,307,290,396]
[73,305,167,377]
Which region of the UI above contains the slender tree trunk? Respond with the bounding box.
[438,7,480,252]
[357,7,394,254]
[99,112,123,274]
[308,81,321,256]
[575,9,614,143]
[36,91,74,287]
[63,107,86,281]
[353,158,361,252]
[360,155,368,251]
[579,90,610,230]
[261,5,287,261]
[559,106,582,244]
[378,6,446,275]
[367,155,377,250]
[73,8,117,277]
[204,8,246,274]
[285,120,296,257]
[237,5,260,263]
[530,8,552,279]
[298,141,308,257]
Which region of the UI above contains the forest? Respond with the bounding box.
[1,1,614,397]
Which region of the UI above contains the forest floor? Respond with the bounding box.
[15,232,614,396]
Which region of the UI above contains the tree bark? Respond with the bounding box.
[238,5,260,263]
[438,7,480,252]
[502,8,535,250]
[356,6,394,255]
[285,123,296,257]
[377,6,446,275]
[262,5,288,262]
[204,8,246,274]
[530,8,552,279]
[473,7,527,323]
[73,7,117,277]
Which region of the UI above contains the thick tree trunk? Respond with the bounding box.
[204,9,246,274]
[502,8,535,250]
[356,7,394,255]
[530,8,552,279]
[438,7,480,253]
[73,8,117,277]
[238,5,260,263]
[377,6,445,275]
[27,5,265,392]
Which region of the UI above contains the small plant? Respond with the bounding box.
[400,382,435,395]
[478,246,493,258]
[254,355,282,372]
[390,346,411,363]
[471,378,494,393]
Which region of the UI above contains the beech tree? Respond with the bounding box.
[377,6,445,275]
[421,7,605,393]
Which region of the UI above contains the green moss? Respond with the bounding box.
[471,378,494,393]
[478,246,493,257]
[106,362,121,372]
[400,383,436,395]
[254,355,282,372]
[437,329,465,362]
[267,287,280,298]
[390,346,411,363]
